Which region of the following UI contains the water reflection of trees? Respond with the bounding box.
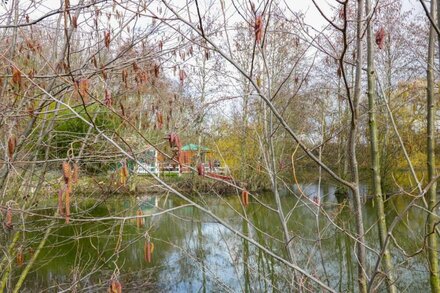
[13,186,432,292]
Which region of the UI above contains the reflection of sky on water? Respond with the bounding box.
[158,222,239,292]
[19,185,431,292]
[292,182,368,202]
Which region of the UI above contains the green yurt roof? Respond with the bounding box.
[181,144,210,151]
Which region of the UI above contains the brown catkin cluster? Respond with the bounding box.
[8,135,16,159]
[62,161,71,184]
[16,247,24,266]
[144,241,154,263]
[60,161,80,224]
[5,206,13,230]
[108,278,122,293]
[119,162,129,186]
[241,190,249,207]
[136,209,143,228]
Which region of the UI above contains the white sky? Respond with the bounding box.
[0,0,423,27]
[295,0,421,28]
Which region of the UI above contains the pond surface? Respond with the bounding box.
[12,182,431,292]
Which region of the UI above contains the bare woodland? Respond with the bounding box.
[0,0,440,292]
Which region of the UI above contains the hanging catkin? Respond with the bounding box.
[144,241,154,263]
[16,247,24,266]
[136,210,143,228]
[62,162,71,223]
[109,278,122,293]
[7,135,16,160]
[241,190,249,207]
[5,207,13,230]
[62,161,71,185]
[65,188,70,224]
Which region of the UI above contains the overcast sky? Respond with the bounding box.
[293,0,421,28]
[0,0,423,27]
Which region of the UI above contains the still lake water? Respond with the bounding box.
[13,183,431,292]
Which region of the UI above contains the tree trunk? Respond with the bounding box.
[427,0,440,291]
[349,1,367,292]
[365,1,397,292]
